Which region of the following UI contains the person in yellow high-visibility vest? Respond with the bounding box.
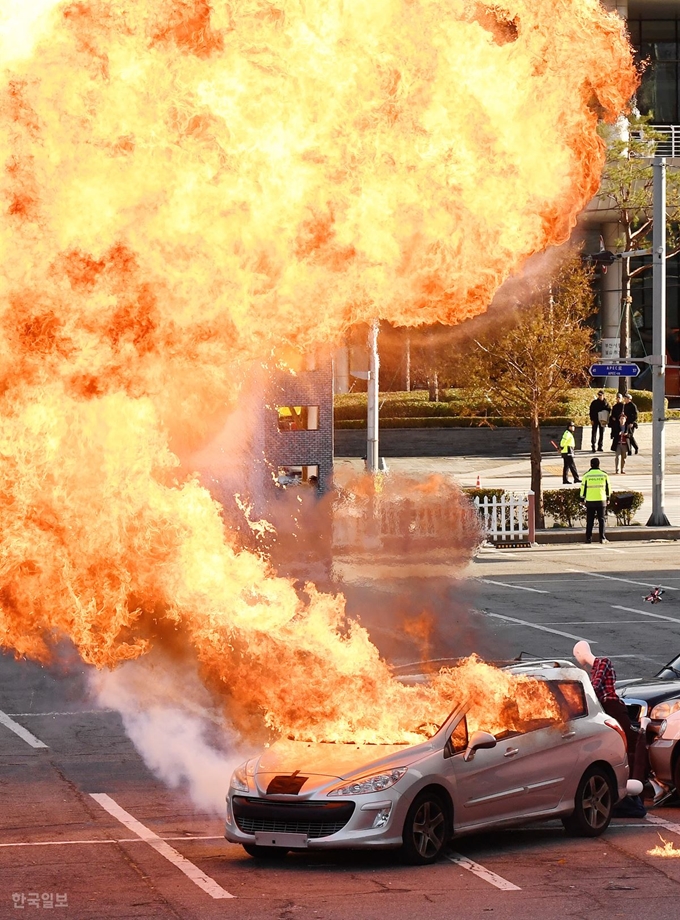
[580,457,611,544]
[560,422,580,484]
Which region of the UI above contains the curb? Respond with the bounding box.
[532,526,680,544]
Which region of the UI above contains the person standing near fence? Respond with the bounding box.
[614,415,629,474]
[560,421,581,484]
[589,389,610,452]
[609,392,625,450]
[624,393,639,455]
[580,457,610,543]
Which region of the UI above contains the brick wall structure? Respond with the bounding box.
[264,350,335,495]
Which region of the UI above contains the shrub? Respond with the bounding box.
[334,388,674,428]
[609,490,644,525]
[543,487,644,527]
[543,488,586,527]
[461,488,506,502]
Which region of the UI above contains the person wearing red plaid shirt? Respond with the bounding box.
[590,656,618,703]
[574,641,638,757]
[574,642,649,816]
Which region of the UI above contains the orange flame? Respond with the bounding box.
[0,1,635,743]
[648,836,680,858]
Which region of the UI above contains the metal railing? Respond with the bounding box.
[630,125,680,158]
[473,493,535,544]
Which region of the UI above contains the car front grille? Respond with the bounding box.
[625,702,644,722]
[233,797,355,839]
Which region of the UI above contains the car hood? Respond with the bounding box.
[255,738,429,780]
[618,678,680,704]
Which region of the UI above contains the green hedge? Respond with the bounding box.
[543,488,585,527]
[543,488,644,527]
[461,488,506,501]
[336,416,579,429]
[334,387,677,429]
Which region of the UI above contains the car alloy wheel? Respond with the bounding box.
[562,766,614,837]
[401,791,448,864]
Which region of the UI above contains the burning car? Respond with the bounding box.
[225,662,634,864]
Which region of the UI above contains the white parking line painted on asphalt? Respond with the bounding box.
[480,580,548,594]
[484,612,595,643]
[612,605,680,626]
[90,794,234,899]
[553,620,675,627]
[0,710,48,749]
[446,852,520,890]
[0,836,225,848]
[538,548,625,555]
[567,569,679,591]
[645,815,680,837]
[7,710,115,717]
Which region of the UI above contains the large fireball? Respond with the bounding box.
[0,1,635,743]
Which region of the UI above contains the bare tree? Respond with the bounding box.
[465,253,596,528]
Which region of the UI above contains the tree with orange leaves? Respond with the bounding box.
[465,253,596,529]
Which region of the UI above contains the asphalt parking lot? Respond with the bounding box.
[3,540,680,919]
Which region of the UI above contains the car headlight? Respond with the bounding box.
[650,700,680,720]
[230,758,256,793]
[327,767,408,797]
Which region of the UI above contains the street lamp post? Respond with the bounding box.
[647,156,670,526]
[366,319,380,474]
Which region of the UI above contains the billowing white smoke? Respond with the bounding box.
[93,657,252,815]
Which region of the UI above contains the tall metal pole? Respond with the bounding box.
[366,319,380,473]
[647,156,670,526]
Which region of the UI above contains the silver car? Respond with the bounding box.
[225,662,633,864]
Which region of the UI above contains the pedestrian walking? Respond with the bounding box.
[589,389,610,452]
[614,415,629,473]
[580,457,610,543]
[560,421,580,484]
[624,393,639,454]
[608,392,625,451]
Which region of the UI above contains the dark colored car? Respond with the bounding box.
[617,654,680,801]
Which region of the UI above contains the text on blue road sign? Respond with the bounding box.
[589,363,640,377]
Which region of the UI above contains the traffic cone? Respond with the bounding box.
[476,475,481,488]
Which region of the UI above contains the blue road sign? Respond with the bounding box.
[589,363,640,377]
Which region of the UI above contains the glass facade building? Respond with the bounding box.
[601,2,680,392]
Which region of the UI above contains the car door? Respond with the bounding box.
[445,715,531,830]
[446,683,586,829]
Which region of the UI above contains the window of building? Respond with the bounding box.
[630,19,680,124]
[276,465,319,488]
[276,406,320,431]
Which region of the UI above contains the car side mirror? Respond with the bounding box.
[463,730,497,762]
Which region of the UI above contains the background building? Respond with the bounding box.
[585,0,680,395]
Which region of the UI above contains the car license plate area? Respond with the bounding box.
[254,832,308,848]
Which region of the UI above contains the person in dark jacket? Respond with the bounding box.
[624,393,639,454]
[608,392,625,450]
[588,389,610,452]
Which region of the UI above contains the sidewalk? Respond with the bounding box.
[334,421,680,543]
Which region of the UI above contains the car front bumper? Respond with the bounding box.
[224,790,406,850]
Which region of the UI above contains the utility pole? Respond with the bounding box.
[647,156,670,526]
[366,319,380,473]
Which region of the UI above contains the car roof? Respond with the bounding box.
[505,659,583,678]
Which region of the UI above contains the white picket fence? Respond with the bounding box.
[473,492,535,544]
